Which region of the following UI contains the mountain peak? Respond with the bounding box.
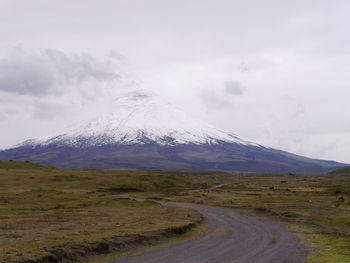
[16,90,259,148]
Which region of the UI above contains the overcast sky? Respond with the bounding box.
[0,0,349,163]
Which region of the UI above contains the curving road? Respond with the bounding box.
[109,202,306,263]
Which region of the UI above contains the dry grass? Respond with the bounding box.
[0,163,203,263]
[2,161,349,262]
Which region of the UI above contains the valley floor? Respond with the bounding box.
[0,161,349,263]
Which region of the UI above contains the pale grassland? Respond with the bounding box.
[0,161,203,263]
[1,161,349,262]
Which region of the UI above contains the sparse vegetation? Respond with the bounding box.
[1,161,349,262]
[0,162,204,263]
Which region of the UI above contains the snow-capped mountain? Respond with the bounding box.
[0,90,346,173]
[19,90,259,148]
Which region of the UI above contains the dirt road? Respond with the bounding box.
[109,202,306,263]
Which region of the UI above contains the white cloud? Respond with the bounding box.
[0,47,121,97]
[224,81,246,96]
[200,88,234,111]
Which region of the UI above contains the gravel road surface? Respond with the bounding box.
[109,202,306,263]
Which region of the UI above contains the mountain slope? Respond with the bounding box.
[0,91,346,173]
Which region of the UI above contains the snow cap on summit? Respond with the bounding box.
[14,89,260,148]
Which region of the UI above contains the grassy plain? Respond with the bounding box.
[1,161,349,263]
[0,161,203,263]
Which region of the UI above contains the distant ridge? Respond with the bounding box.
[329,166,350,174]
[0,160,57,170]
[0,90,347,173]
